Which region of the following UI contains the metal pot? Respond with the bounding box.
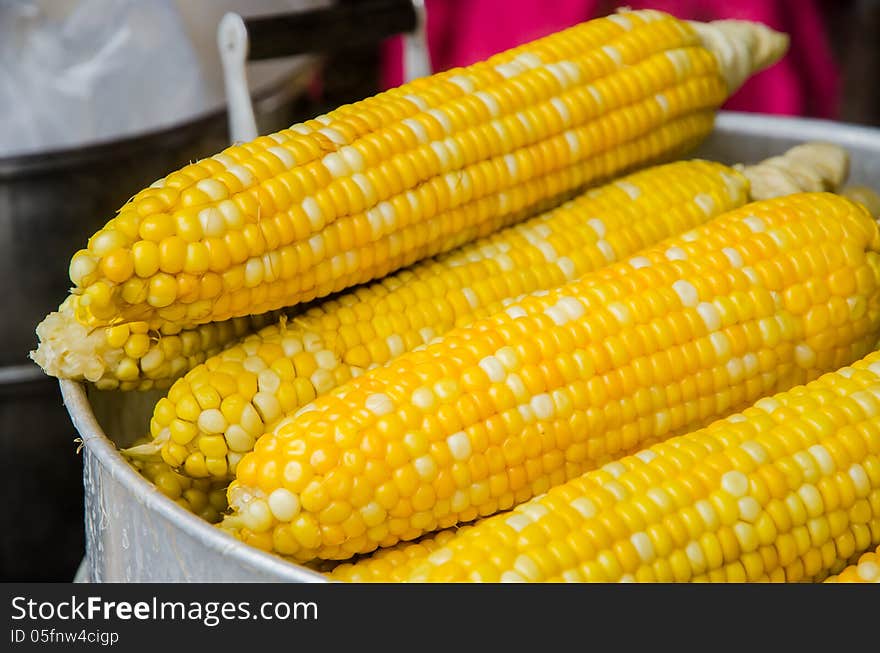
[63,112,880,582]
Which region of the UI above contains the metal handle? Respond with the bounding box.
[218,0,432,144]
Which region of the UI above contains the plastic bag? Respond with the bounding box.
[0,0,208,156]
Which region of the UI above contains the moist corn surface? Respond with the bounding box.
[143,160,748,480]
[62,10,729,333]
[333,348,880,582]
[224,193,880,561]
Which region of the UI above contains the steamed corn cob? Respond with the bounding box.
[332,348,880,582]
[129,142,847,481]
[825,544,880,583]
[132,159,748,479]
[222,192,880,561]
[35,11,787,383]
[33,115,711,393]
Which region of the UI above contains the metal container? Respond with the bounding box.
[63,112,880,582]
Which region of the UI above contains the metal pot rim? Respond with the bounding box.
[61,378,326,582]
[63,111,880,582]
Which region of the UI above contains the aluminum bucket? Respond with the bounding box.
[62,112,880,582]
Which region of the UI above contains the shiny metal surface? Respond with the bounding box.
[67,111,880,582]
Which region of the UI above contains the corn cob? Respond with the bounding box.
[130,158,748,479]
[330,348,880,582]
[32,114,712,393]
[825,544,880,583]
[35,12,787,372]
[128,142,846,480]
[222,192,880,561]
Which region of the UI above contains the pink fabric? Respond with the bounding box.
[382,0,840,118]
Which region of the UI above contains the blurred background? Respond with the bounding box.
[2,0,879,581]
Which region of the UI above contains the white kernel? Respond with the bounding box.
[695,499,719,531]
[530,393,554,420]
[505,306,527,319]
[322,152,350,177]
[253,391,281,423]
[365,393,394,416]
[686,541,707,570]
[681,230,699,242]
[401,117,429,143]
[665,246,687,261]
[587,218,606,238]
[505,513,531,532]
[446,432,472,461]
[634,449,657,463]
[795,343,816,369]
[563,130,581,156]
[754,397,781,414]
[557,296,585,320]
[427,548,453,566]
[536,241,557,263]
[513,555,542,581]
[225,425,255,452]
[196,178,228,201]
[520,503,549,521]
[737,497,761,522]
[694,193,715,215]
[301,197,325,231]
[500,571,527,583]
[596,239,614,261]
[317,127,346,145]
[726,357,744,383]
[338,145,365,172]
[545,306,567,326]
[494,62,523,79]
[721,247,744,268]
[414,455,437,480]
[630,532,655,562]
[351,173,377,206]
[570,497,597,519]
[697,302,721,331]
[709,332,731,360]
[848,464,871,497]
[411,387,435,411]
[743,215,766,233]
[672,280,699,307]
[474,91,500,117]
[798,484,824,516]
[217,200,244,230]
[549,97,571,125]
[515,52,542,68]
[267,488,300,522]
[447,74,475,93]
[607,301,632,325]
[740,441,769,465]
[226,164,254,186]
[502,153,519,178]
[506,374,528,401]
[607,13,632,29]
[629,256,651,269]
[314,350,337,370]
[808,444,836,476]
[603,461,626,478]
[402,93,428,110]
[386,334,405,357]
[242,353,267,373]
[615,181,641,199]
[257,369,282,394]
[479,356,505,383]
[557,257,576,279]
[721,470,749,497]
[654,93,669,116]
[198,409,227,434]
[198,207,226,237]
